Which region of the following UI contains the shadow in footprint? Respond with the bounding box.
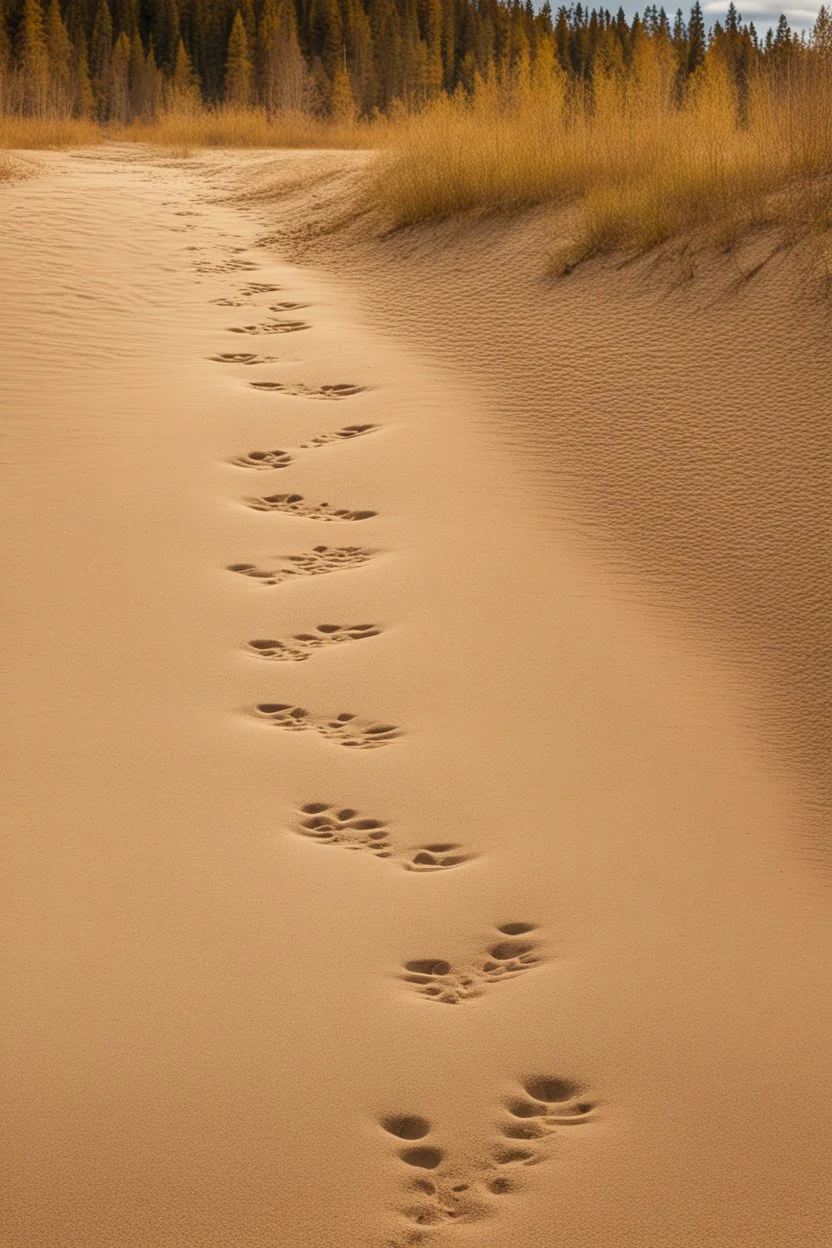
[227,545,378,586]
[290,803,477,870]
[248,380,366,400]
[500,1075,596,1139]
[400,923,542,1004]
[246,623,381,662]
[229,426,377,471]
[228,320,309,335]
[244,492,376,522]
[253,704,400,749]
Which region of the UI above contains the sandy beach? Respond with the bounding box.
[2,148,831,1248]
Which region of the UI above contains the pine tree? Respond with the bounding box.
[0,18,10,115]
[687,1,706,74]
[224,10,251,106]
[148,0,180,74]
[90,0,113,83]
[112,0,138,37]
[128,29,145,115]
[44,0,72,113]
[169,36,200,111]
[108,29,130,120]
[329,63,356,120]
[73,37,94,116]
[17,0,50,115]
[814,6,832,55]
[260,0,311,113]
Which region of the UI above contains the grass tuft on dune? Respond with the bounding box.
[372,55,832,264]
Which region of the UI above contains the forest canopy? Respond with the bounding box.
[1,0,831,123]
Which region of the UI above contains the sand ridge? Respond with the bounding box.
[2,147,831,1248]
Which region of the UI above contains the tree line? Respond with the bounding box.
[1,0,831,122]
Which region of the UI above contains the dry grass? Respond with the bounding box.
[372,56,832,263]
[0,107,382,156]
[111,107,382,154]
[0,115,103,149]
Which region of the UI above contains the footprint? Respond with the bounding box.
[227,545,377,586]
[269,301,310,311]
[291,802,476,870]
[240,282,282,295]
[230,448,294,470]
[228,319,309,335]
[302,424,376,448]
[211,352,278,365]
[498,1075,596,1140]
[247,623,381,663]
[380,1115,494,1233]
[212,297,247,306]
[400,923,542,1004]
[249,380,366,400]
[252,705,400,749]
[244,492,376,521]
[383,1080,597,1244]
[230,426,377,469]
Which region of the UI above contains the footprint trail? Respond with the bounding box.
[291,803,477,870]
[400,923,543,1004]
[252,704,401,749]
[230,424,378,470]
[244,492,376,521]
[227,545,378,586]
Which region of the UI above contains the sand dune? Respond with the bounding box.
[2,148,831,1248]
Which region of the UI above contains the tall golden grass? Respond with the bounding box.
[373,51,832,261]
[0,106,382,153]
[111,106,383,153]
[0,115,102,148]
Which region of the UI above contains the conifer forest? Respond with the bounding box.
[1,0,831,123]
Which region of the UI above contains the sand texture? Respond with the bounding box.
[2,148,831,1248]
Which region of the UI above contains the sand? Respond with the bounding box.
[2,147,831,1248]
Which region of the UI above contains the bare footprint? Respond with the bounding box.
[400,923,542,1004]
[246,623,381,662]
[227,545,377,586]
[252,705,400,749]
[291,803,476,870]
[249,380,366,400]
[228,319,309,335]
[240,282,282,295]
[244,492,376,521]
[229,425,377,470]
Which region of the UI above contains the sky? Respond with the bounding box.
[611,3,824,32]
